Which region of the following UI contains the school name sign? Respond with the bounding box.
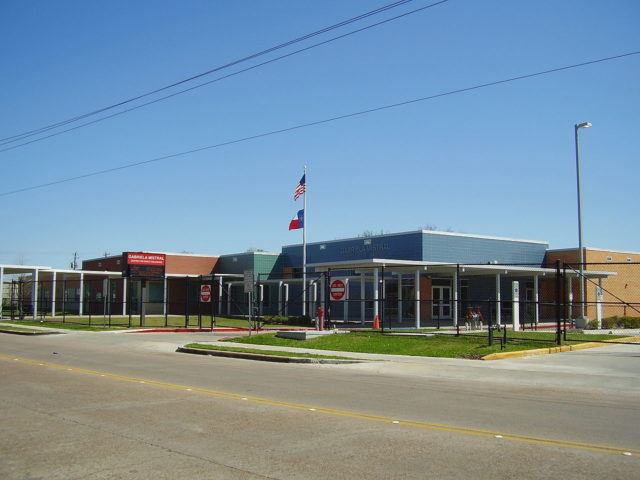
[122,252,166,279]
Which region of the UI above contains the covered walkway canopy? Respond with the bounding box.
[0,264,123,318]
[0,265,243,319]
[306,258,614,328]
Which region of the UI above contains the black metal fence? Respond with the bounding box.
[2,262,639,343]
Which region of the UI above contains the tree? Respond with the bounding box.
[358,229,385,238]
[420,224,454,232]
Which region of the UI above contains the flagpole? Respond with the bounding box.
[302,165,307,318]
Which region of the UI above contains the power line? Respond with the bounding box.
[0,0,436,146]
[1,50,637,198]
[0,0,448,154]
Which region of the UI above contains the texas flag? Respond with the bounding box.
[288,209,304,230]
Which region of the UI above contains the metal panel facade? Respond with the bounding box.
[217,253,283,278]
[422,232,548,265]
[283,232,423,267]
[283,231,548,268]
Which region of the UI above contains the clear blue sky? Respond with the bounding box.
[1,0,639,268]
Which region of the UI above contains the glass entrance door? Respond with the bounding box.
[432,285,451,319]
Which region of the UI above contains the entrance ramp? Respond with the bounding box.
[276,330,349,340]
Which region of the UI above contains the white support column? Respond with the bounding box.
[453,269,459,327]
[79,273,84,316]
[373,268,379,322]
[218,277,223,315]
[32,269,39,319]
[278,281,284,314]
[284,283,289,317]
[0,266,4,319]
[227,284,233,316]
[123,277,128,315]
[343,278,349,322]
[596,279,603,328]
[102,278,108,315]
[311,280,317,310]
[415,269,421,329]
[381,276,385,324]
[360,273,366,326]
[51,272,57,317]
[512,281,520,331]
[397,273,403,324]
[62,274,67,315]
[313,279,318,310]
[163,276,168,316]
[534,275,540,326]
[495,274,501,326]
[259,284,264,316]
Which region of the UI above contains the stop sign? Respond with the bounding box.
[330,279,346,301]
[200,284,212,303]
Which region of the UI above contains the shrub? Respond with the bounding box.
[585,319,600,330]
[601,317,618,329]
[601,316,640,329]
[261,315,313,326]
[620,316,640,329]
[262,315,287,325]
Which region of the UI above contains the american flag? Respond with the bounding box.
[293,174,306,201]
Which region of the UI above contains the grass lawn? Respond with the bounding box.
[0,324,42,333]
[2,320,127,331]
[184,343,360,360]
[223,331,630,359]
[1,315,295,331]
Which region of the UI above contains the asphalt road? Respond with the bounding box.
[1,330,639,479]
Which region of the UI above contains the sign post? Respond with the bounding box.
[122,253,166,326]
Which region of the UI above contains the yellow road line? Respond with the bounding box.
[2,353,638,457]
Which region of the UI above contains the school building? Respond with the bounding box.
[2,229,636,328]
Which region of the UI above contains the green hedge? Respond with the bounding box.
[600,316,640,329]
[262,315,313,326]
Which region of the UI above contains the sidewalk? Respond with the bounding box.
[183,334,640,395]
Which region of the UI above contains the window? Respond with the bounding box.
[148,282,164,302]
[460,279,469,303]
[606,256,613,262]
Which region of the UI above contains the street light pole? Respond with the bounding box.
[574,121,592,325]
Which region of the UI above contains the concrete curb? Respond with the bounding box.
[482,336,640,360]
[0,328,63,336]
[176,346,365,364]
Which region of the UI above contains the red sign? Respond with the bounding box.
[123,252,166,278]
[330,279,346,301]
[126,253,166,266]
[200,284,212,303]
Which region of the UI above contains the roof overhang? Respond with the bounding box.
[306,258,615,278]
